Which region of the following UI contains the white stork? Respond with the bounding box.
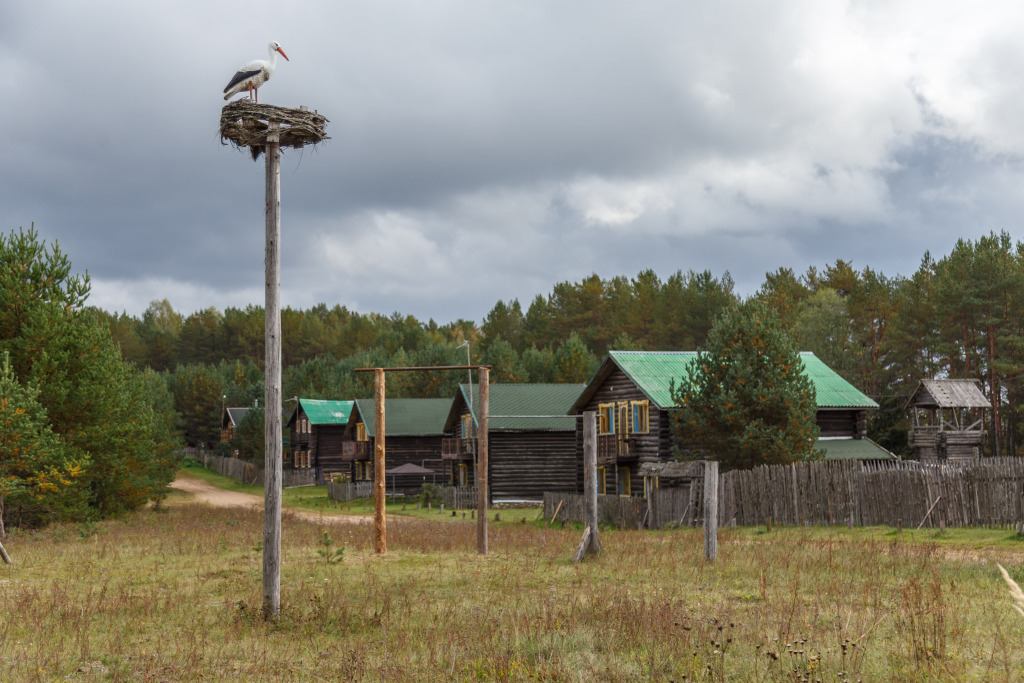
[223,41,289,103]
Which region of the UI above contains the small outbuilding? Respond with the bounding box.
[904,379,989,463]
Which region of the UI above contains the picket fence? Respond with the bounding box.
[545,458,1024,530]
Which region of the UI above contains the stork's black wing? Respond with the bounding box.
[224,68,262,93]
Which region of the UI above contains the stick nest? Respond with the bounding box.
[220,101,329,160]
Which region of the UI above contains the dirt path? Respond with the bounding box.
[169,473,372,525]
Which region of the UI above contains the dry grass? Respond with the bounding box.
[1,499,1024,680]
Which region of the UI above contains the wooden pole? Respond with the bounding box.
[791,462,800,526]
[477,366,489,554]
[374,368,387,554]
[704,460,719,561]
[582,411,603,555]
[262,122,282,620]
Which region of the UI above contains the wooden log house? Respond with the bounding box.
[220,407,250,445]
[442,383,585,502]
[348,398,451,495]
[905,378,989,463]
[570,351,888,497]
[286,398,355,482]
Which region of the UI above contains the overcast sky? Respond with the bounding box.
[4,1,1024,324]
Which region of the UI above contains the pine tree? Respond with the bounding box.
[0,353,87,530]
[671,301,821,470]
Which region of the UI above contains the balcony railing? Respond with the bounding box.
[341,441,370,461]
[442,437,475,460]
[597,434,631,463]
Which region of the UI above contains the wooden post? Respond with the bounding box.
[262,122,282,620]
[477,366,489,554]
[704,461,718,561]
[791,463,800,526]
[582,411,602,555]
[374,368,386,554]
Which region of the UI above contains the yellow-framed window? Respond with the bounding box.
[619,466,631,496]
[630,400,650,434]
[617,402,629,437]
[356,423,367,441]
[461,414,474,439]
[597,466,607,495]
[598,403,615,435]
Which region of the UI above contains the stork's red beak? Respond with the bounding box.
[277,47,289,61]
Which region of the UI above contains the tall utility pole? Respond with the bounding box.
[263,122,283,619]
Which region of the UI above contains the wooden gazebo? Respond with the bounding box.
[905,379,989,463]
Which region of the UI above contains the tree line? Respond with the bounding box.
[94,231,1024,460]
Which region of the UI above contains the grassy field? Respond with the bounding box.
[2,475,1024,681]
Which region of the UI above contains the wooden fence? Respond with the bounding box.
[326,481,374,502]
[202,454,317,489]
[436,486,478,509]
[543,492,652,529]
[545,458,1024,530]
[718,457,1024,529]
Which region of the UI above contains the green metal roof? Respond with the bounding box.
[797,353,878,409]
[298,399,353,426]
[455,383,585,431]
[579,351,878,411]
[816,438,895,461]
[355,398,452,436]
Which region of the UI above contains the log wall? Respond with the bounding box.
[490,431,578,500]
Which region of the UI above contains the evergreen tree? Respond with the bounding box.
[0,353,87,530]
[793,288,855,380]
[167,364,225,446]
[481,299,525,353]
[484,337,528,383]
[671,301,821,470]
[553,332,598,383]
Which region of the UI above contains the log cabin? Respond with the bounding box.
[347,398,451,495]
[442,383,585,502]
[570,351,887,497]
[286,398,354,482]
[905,378,989,463]
[220,407,250,444]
